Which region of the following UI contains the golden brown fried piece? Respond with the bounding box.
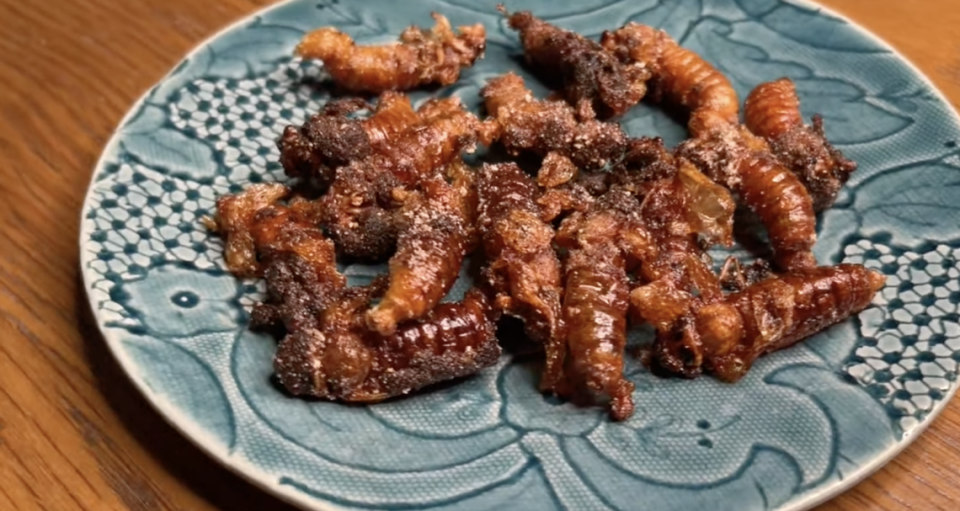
[503,8,649,118]
[275,285,501,401]
[678,125,818,271]
[481,72,628,170]
[698,264,884,380]
[278,92,419,187]
[296,13,486,93]
[320,98,494,260]
[365,175,474,336]
[537,182,594,223]
[477,162,565,390]
[601,23,738,137]
[634,166,732,301]
[211,183,290,277]
[745,78,857,210]
[555,189,655,420]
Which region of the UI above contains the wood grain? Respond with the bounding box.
[0,1,955,510]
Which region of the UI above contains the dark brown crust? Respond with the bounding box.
[319,98,493,260]
[481,73,628,170]
[477,162,565,391]
[744,78,858,210]
[601,23,738,137]
[504,9,649,118]
[297,13,486,93]
[274,287,501,401]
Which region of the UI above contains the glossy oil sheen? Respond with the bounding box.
[79,1,960,510]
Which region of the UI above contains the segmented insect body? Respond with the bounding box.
[274,287,500,401]
[678,127,818,271]
[296,13,486,92]
[366,175,473,336]
[661,264,885,382]
[477,162,565,391]
[601,22,739,137]
[745,78,857,210]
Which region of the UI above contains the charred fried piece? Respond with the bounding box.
[250,250,345,332]
[296,13,486,93]
[556,189,654,420]
[745,78,857,210]
[239,199,346,330]
[503,8,649,118]
[211,183,290,277]
[678,126,818,271]
[278,92,419,186]
[275,283,500,401]
[320,98,494,260]
[477,162,565,390]
[365,175,473,336]
[696,264,884,381]
[601,23,738,137]
[481,73,628,170]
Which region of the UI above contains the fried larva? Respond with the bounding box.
[745,78,857,210]
[477,162,565,390]
[556,189,653,420]
[275,285,500,401]
[278,92,419,187]
[601,23,738,137]
[503,8,648,118]
[695,264,885,381]
[678,126,818,271]
[319,97,493,260]
[297,13,486,93]
[365,175,473,336]
[481,72,628,170]
[212,182,290,277]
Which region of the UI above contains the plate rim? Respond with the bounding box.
[77,1,960,510]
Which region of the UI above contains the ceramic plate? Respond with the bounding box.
[80,1,960,509]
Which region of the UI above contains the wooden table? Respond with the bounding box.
[0,1,958,510]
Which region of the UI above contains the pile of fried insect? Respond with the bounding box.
[207,8,885,421]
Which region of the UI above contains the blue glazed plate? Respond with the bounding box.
[79,1,960,510]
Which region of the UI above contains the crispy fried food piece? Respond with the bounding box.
[241,199,346,330]
[319,162,404,261]
[634,165,732,302]
[250,250,346,332]
[296,13,486,93]
[481,72,628,170]
[700,264,883,380]
[601,23,738,137]
[274,285,501,401]
[212,183,290,277]
[537,151,579,188]
[477,162,565,390]
[365,175,473,336]
[503,8,649,118]
[745,78,857,210]
[320,98,494,260]
[678,125,818,271]
[278,92,419,186]
[556,189,655,420]
[537,182,594,223]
